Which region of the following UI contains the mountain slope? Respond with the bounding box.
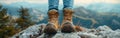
[73,7,120,30]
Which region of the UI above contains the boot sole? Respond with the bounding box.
[61,23,75,33]
[44,25,57,35]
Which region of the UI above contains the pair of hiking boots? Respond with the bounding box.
[44,8,80,35]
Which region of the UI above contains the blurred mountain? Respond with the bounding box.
[1,2,120,13]
[1,2,49,23]
[73,6,120,30]
[1,2,48,16]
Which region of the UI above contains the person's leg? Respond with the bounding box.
[63,0,73,9]
[48,0,59,10]
[62,0,74,23]
[44,0,59,35]
[61,0,76,33]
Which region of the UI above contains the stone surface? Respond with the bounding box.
[11,24,120,38]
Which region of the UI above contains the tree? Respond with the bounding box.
[0,4,19,38]
[0,4,14,38]
[16,7,34,30]
[0,4,9,28]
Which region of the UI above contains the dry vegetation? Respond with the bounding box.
[0,5,35,38]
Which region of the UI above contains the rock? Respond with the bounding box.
[53,33,81,38]
[78,32,102,38]
[11,24,120,38]
[96,25,112,31]
[11,24,46,38]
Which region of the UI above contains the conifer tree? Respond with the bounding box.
[16,7,34,30]
[0,4,16,38]
[0,4,9,28]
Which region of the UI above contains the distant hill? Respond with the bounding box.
[73,6,120,30]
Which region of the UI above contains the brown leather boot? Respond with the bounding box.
[62,8,73,23]
[44,9,59,35]
[61,8,76,33]
[74,26,84,32]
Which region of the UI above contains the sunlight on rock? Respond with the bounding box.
[11,24,120,38]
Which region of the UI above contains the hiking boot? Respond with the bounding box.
[61,22,75,33]
[44,23,57,35]
[44,9,59,35]
[62,8,74,23]
[61,8,75,33]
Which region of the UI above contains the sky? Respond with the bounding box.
[0,0,120,13]
[0,0,120,5]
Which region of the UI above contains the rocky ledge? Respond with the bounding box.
[12,24,120,38]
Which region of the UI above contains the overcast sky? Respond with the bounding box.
[0,0,120,13]
[0,0,120,5]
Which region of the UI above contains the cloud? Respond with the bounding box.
[0,0,48,4]
[0,0,120,5]
[74,0,120,5]
[0,0,23,4]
